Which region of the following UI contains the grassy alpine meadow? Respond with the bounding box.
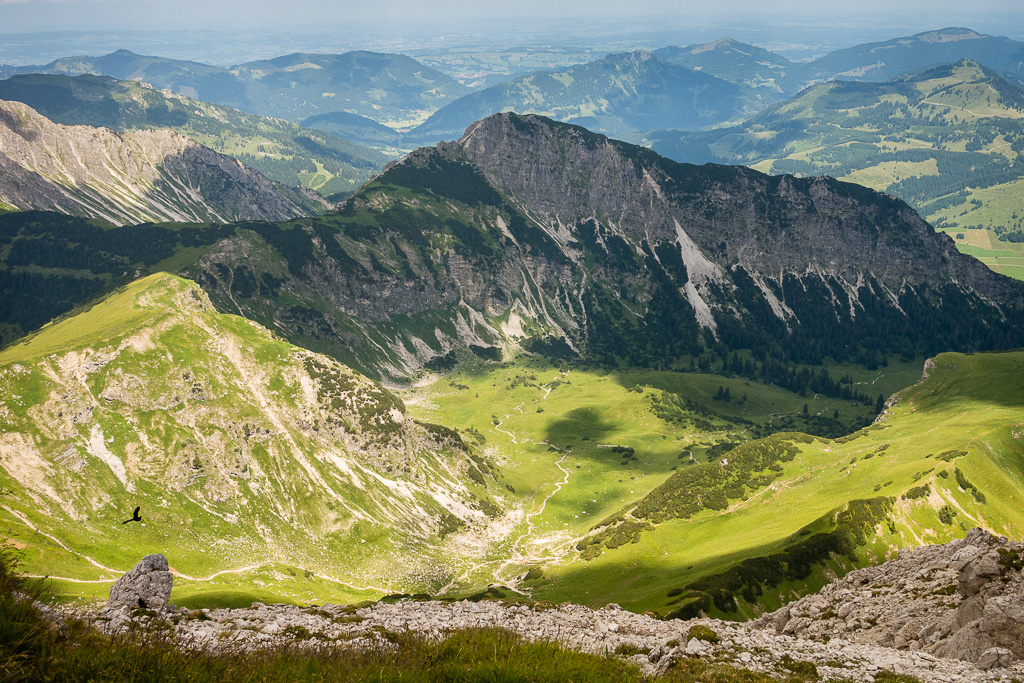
[513,351,1024,616]
[401,356,921,602]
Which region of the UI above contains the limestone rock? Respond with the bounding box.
[107,553,173,610]
[974,651,1015,671]
[977,647,1013,670]
[959,551,1001,597]
[755,528,1024,667]
[685,637,707,655]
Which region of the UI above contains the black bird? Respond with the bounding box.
[122,506,142,524]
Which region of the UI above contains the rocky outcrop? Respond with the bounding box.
[753,528,1024,667]
[107,554,173,610]
[78,590,1021,683]
[0,99,329,224]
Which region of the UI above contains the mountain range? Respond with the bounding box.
[2,24,1024,631]
[184,113,1024,382]
[654,28,1024,96]
[0,49,469,130]
[0,73,390,199]
[5,112,1021,382]
[0,99,329,225]
[4,27,1024,150]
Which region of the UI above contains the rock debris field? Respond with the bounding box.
[60,529,1024,683]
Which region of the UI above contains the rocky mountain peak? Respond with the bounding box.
[454,112,1020,300]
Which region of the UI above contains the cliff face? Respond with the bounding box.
[0,99,330,224]
[457,113,1013,297]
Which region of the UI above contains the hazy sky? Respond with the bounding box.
[1,0,1022,32]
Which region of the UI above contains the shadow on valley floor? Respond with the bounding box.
[543,406,620,451]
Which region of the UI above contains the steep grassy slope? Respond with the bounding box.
[0,273,502,606]
[0,73,390,198]
[648,60,1024,278]
[0,99,330,224]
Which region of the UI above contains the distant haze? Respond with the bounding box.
[1,0,1022,32]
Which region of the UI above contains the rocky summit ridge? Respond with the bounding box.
[61,529,1024,683]
[193,112,1024,381]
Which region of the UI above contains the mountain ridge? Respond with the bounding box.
[180,112,1024,383]
[0,72,391,198]
[0,99,330,224]
[408,51,770,144]
[0,48,469,129]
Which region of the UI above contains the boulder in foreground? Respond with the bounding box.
[107,553,173,611]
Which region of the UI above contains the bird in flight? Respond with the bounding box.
[122,506,142,524]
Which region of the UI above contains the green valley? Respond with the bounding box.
[3,271,1023,623]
